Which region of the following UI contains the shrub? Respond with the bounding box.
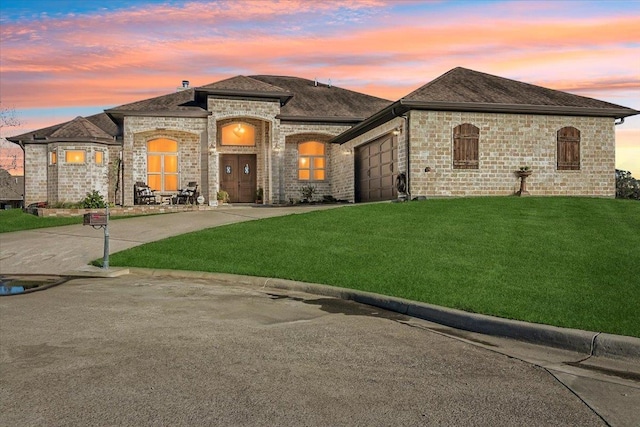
[81,190,107,208]
[616,169,640,200]
[301,185,316,202]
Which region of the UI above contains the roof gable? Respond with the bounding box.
[8,112,119,143]
[50,116,113,139]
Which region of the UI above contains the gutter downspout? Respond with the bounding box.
[401,114,410,200]
[614,118,625,126]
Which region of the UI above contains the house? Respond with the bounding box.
[0,169,24,209]
[8,67,638,207]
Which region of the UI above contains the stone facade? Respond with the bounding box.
[123,116,207,206]
[24,144,47,206]
[407,111,615,197]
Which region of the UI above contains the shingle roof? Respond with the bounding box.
[8,113,119,144]
[50,116,113,139]
[402,67,635,112]
[106,88,205,115]
[200,75,289,93]
[250,75,392,121]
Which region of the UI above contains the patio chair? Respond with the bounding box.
[175,181,198,204]
[134,181,157,205]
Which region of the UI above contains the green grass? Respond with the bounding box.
[0,209,83,232]
[110,197,636,337]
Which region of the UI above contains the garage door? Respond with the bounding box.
[355,134,397,203]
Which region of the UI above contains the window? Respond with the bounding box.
[220,122,256,146]
[65,150,86,163]
[453,123,479,169]
[557,126,580,170]
[298,141,325,181]
[147,138,179,192]
[95,151,104,165]
[49,151,57,165]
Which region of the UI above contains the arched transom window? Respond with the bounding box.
[298,141,326,181]
[221,122,256,146]
[147,138,178,192]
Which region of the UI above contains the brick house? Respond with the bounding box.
[8,67,638,206]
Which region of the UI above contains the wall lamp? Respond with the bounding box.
[392,127,401,136]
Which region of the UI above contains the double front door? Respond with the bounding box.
[220,154,257,203]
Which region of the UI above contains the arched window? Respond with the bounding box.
[220,122,256,146]
[557,126,580,170]
[298,141,325,181]
[453,123,479,169]
[147,138,178,192]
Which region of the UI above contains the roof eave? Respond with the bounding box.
[331,101,409,144]
[18,137,120,145]
[399,100,640,118]
[277,115,364,124]
[105,109,210,118]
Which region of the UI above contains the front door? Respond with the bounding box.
[220,154,257,203]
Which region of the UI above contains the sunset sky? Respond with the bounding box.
[1,0,638,176]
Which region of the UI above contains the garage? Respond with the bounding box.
[355,134,398,202]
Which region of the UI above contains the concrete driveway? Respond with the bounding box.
[0,274,607,426]
[0,206,341,275]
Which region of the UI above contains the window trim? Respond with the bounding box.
[49,151,57,165]
[298,141,326,182]
[452,123,479,170]
[95,150,104,165]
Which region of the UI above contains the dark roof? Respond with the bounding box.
[402,67,636,113]
[332,67,639,144]
[250,75,392,121]
[200,75,289,93]
[8,112,119,144]
[106,88,207,117]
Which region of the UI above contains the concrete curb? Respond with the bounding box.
[128,268,640,359]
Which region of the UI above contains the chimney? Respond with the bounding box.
[177,80,190,91]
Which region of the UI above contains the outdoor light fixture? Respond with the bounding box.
[232,123,245,137]
[392,127,401,136]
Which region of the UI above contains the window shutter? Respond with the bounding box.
[453,123,479,169]
[557,127,580,170]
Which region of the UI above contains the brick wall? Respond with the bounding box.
[123,116,207,205]
[279,123,351,203]
[24,144,48,206]
[408,111,616,197]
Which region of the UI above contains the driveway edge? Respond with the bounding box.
[129,268,640,359]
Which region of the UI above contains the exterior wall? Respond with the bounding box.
[24,142,111,205]
[207,98,280,204]
[123,116,207,205]
[24,144,48,206]
[408,111,616,197]
[279,123,351,203]
[332,118,406,202]
[50,143,110,203]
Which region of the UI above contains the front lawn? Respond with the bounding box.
[107,197,640,337]
[0,209,82,233]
